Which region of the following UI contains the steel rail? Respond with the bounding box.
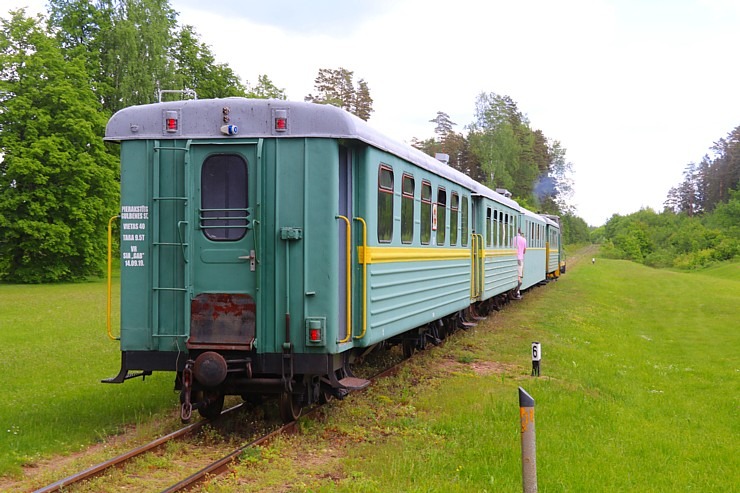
[160,364,404,492]
[32,404,244,493]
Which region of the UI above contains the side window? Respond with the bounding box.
[510,216,515,247]
[436,188,447,246]
[450,192,459,246]
[201,154,248,241]
[421,181,432,245]
[503,214,509,247]
[493,210,499,247]
[486,207,492,247]
[377,165,394,243]
[461,195,469,247]
[401,174,414,244]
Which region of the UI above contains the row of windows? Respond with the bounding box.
[485,207,518,248]
[378,165,470,246]
[523,220,546,249]
[379,164,560,251]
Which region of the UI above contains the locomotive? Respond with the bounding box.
[103,98,564,422]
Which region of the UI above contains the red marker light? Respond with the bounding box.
[164,110,179,133]
[309,328,321,342]
[274,109,288,132]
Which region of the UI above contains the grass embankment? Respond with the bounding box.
[0,277,175,476]
[1,252,738,491]
[219,253,739,492]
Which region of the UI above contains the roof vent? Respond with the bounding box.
[496,188,512,198]
[435,153,449,165]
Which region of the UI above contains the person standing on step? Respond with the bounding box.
[514,227,527,299]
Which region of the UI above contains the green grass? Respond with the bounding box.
[2,254,739,491]
[0,277,175,476]
[355,258,738,491]
[229,254,738,492]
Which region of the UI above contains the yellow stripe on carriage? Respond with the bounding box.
[358,246,472,264]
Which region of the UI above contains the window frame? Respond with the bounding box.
[401,173,415,244]
[200,153,249,242]
[377,164,394,244]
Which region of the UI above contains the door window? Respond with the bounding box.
[200,154,248,241]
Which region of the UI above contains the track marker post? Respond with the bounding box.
[519,387,537,493]
[531,342,541,376]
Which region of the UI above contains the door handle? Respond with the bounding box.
[238,250,256,271]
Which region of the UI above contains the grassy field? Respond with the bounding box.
[0,275,175,476]
[1,251,738,491]
[218,252,739,491]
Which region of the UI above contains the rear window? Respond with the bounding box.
[200,154,248,241]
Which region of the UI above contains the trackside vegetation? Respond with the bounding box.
[594,189,740,269]
[3,249,736,491]
[214,251,738,491]
[0,276,174,477]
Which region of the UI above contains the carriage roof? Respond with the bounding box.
[105,98,521,210]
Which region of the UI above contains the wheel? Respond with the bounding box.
[279,391,303,423]
[197,391,225,420]
[402,338,415,359]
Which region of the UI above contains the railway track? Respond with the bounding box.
[32,361,403,493]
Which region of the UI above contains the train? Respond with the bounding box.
[102,98,564,422]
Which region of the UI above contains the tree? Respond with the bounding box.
[0,10,118,282]
[305,67,374,120]
[246,74,286,99]
[170,24,247,99]
[353,78,373,120]
[49,1,252,109]
[430,111,456,138]
[467,92,545,203]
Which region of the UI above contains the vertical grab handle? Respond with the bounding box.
[107,214,120,341]
[336,216,352,343]
[353,217,368,340]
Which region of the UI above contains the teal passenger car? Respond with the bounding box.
[103,98,562,421]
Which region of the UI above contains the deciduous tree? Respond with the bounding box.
[0,10,118,282]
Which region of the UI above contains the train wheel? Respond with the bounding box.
[402,338,415,358]
[279,391,303,422]
[198,391,225,420]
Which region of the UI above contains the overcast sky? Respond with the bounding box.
[6,0,740,225]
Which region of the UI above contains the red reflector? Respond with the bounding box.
[309,328,321,341]
[166,118,178,131]
[275,117,287,131]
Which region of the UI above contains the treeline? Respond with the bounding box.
[412,93,573,218]
[593,127,740,269]
[665,126,740,215]
[411,93,585,245]
[0,3,375,283]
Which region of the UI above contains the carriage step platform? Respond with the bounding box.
[338,377,371,390]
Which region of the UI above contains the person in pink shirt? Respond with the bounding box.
[515,228,527,299]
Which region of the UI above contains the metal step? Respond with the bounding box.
[338,376,370,390]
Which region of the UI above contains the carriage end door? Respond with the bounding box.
[188,143,258,350]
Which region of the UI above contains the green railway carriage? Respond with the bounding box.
[520,208,548,291]
[103,98,562,422]
[543,214,564,277]
[472,195,521,303]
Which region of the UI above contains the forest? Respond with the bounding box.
[594,128,740,269]
[0,1,737,282]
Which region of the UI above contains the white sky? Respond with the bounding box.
[6,0,740,226]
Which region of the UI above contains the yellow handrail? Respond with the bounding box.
[336,215,352,343]
[107,214,120,341]
[353,217,367,339]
